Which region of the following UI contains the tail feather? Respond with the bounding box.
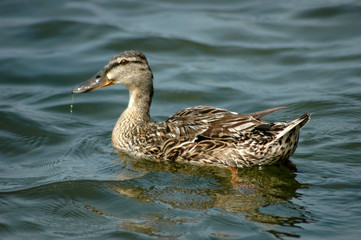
[273,113,310,142]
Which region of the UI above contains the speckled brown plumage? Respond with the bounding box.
[72,50,310,168]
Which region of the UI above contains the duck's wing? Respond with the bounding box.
[167,106,233,118]
[166,106,265,141]
[169,106,286,119]
[245,106,286,119]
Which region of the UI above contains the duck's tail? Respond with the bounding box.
[273,113,311,142]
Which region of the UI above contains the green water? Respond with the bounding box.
[1,0,360,239]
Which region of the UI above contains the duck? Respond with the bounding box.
[72,50,310,168]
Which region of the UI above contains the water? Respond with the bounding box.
[1,0,360,239]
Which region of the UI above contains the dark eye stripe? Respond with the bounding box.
[106,59,144,72]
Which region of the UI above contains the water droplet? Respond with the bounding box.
[70,94,74,113]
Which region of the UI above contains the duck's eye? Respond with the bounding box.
[120,59,128,65]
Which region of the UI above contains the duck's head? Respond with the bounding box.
[72,50,153,94]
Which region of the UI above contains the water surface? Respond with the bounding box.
[1,0,361,239]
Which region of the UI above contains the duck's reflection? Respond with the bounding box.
[90,150,312,239]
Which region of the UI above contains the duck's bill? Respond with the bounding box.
[72,72,114,94]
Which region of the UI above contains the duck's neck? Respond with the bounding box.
[114,84,154,139]
[123,86,153,123]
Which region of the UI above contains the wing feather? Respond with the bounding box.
[165,106,269,141]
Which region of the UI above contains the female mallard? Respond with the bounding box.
[72,50,309,168]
